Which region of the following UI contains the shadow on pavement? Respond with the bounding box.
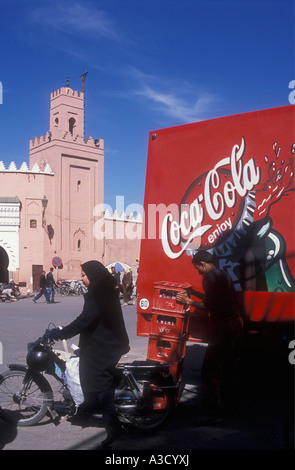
[0,417,17,449]
[0,338,293,451]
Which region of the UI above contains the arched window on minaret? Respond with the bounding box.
[69,117,76,135]
[73,228,86,252]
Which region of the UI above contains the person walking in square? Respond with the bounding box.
[111,266,121,298]
[122,268,133,306]
[46,267,57,303]
[33,271,48,303]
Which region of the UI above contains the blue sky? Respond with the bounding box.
[0,0,294,213]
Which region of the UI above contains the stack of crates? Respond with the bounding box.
[147,281,191,385]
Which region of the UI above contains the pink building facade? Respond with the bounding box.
[0,84,142,292]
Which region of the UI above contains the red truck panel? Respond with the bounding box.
[137,105,295,341]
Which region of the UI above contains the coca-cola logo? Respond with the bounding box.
[161,138,261,259]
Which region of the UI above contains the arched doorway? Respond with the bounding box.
[0,246,9,283]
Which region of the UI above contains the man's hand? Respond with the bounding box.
[177,292,205,311]
[176,292,189,305]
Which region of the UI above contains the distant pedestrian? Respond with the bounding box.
[33,271,47,303]
[111,266,121,297]
[46,267,57,303]
[122,269,133,306]
[132,258,139,299]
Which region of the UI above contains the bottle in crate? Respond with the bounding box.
[151,312,190,339]
[147,334,188,364]
[152,282,191,314]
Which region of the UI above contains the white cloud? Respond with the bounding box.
[30,2,120,42]
[135,85,218,123]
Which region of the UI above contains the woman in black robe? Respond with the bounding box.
[48,260,130,447]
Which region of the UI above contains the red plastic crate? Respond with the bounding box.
[152,282,191,315]
[150,312,189,339]
[147,334,188,363]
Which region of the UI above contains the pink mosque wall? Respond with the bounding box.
[0,167,55,289]
[0,84,142,292]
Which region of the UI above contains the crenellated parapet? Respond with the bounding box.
[0,160,54,174]
[29,131,52,149]
[51,87,83,100]
[85,136,104,149]
[29,129,104,150]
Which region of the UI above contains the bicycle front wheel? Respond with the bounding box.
[0,369,52,426]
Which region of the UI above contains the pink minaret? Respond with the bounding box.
[29,78,104,273]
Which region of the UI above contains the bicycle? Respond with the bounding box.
[0,325,178,431]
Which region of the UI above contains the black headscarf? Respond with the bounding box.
[81,260,116,292]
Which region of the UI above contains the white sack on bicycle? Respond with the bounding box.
[65,356,84,406]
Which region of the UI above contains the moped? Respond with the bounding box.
[0,326,178,431]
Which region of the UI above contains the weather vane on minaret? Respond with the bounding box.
[80,72,88,93]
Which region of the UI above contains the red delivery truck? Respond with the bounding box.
[137,105,294,361]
